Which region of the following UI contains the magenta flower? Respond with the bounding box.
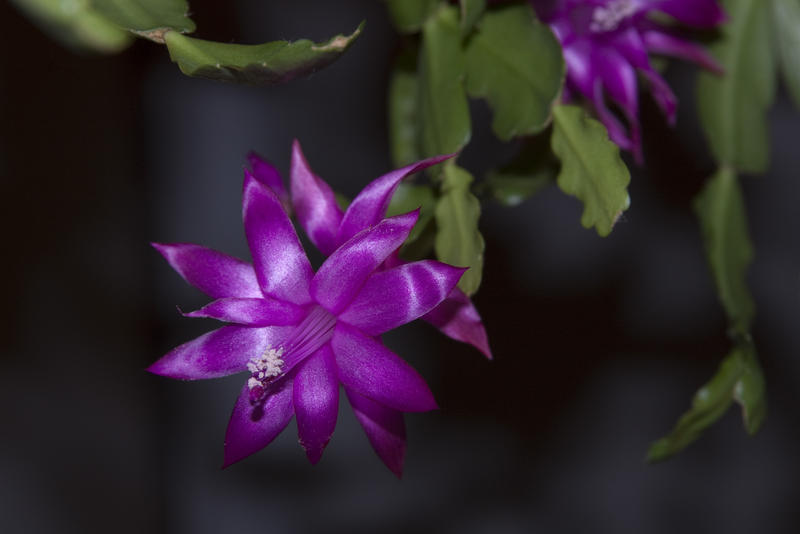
[247,140,492,360]
[149,167,466,476]
[533,0,725,159]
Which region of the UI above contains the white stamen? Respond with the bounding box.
[590,0,636,33]
[246,347,285,391]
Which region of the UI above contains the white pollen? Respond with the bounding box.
[590,0,636,33]
[246,347,285,390]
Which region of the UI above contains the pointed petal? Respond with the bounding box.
[611,29,678,123]
[243,173,313,305]
[383,249,404,269]
[591,80,642,162]
[147,325,290,380]
[311,211,419,315]
[599,60,641,161]
[422,287,492,359]
[643,30,724,74]
[593,49,639,122]
[152,243,261,299]
[331,323,437,412]
[562,40,595,100]
[648,0,726,28]
[591,81,633,152]
[548,17,573,42]
[223,378,294,467]
[293,345,339,464]
[289,140,344,256]
[641,69,678,124]
[379,254,491,358]
[337,154,454,244]
[339,260,465,335]
[183,297,306,326]
[612,28,651,70]
[246,152,289,211]
[345,387,406,478]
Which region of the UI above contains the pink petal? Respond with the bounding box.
[337,154,454,244]
[593,48,639,122]
[183,297,306,326]
[640,69,678,124]
[591,81,642,162]
[331,323,437,413]
[611,28,651,70]
[647,0,726,28]
[152,243,261,299]
[338,260,466,335]
[148,325,289,380]
[311,211,419,315]
[548,17,574,43]
[293,345,339,464]
[422,287,492,359]
[345,387,406,478]
[643,30,724,74]
[223,378,294,467]
[289,140,344,256]
[591,81,633,151]
[246,152,290,212]
[562,40,595,99]
[242,173,313,305]
[610,29,678,122]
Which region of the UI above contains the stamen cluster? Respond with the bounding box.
[246,347,285,404]
[589,0,636,33]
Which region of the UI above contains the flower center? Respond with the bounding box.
[590,0,636,33]
[246,306,337,405]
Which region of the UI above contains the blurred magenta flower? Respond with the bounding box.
[534,0,725,159]
[150,165,466,476]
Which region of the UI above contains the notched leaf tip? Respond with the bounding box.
[133,27,172,44]
[311,21,364,52]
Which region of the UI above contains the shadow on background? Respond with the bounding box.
[1,1,798,533]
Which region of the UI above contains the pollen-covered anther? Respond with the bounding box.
[590,0,636,33]
[246,347,285,404]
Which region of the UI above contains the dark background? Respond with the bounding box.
[2,1,798,532]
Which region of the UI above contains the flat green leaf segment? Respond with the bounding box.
[164,23,364,85]
[387,183,436,244]
[464,5,564,140]
[551,105,630,236]
[459,0,486,34]
[384,0,439,33]
[772,0,800,109]
[12,0,360,86]
[419,6,472,158]
[650,169,765,462]
[697,0,775,173]
[486,171,552,207]
[389,48,422,168]
[485,136,557,206]
[9,0,133,53]
[435,164,484,295]
[92,0,194,41]
[694,167,755,336]
[648,342,766,462]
